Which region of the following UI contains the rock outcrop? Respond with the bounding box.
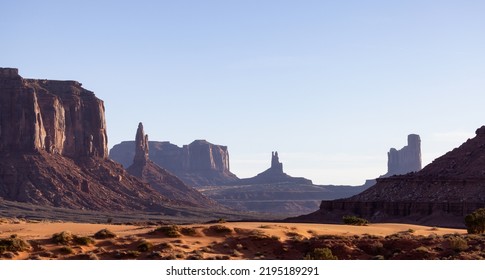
[292,127,485,227]
[383,134,422,177]
[110,139,238,186]
[0,68,175,211]
[126,123,221,208]
[236,151,312,185]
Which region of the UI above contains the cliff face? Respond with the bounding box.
[384,134,422,177]
[0,68,107,157]
[0,68,172,211]
[110,139,238,186]
[127,123,221,208]
[293,127,485,227]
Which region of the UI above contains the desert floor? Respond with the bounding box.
[1,219,478,260]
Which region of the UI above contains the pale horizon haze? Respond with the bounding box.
[2,1,484,185]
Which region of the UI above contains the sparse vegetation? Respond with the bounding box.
[59,246,74,254]
[448,236,468,252]
[94,229,117,239]
[465,208,485,234]
[0,236,30,253]
[304,248,338,260]
[137,240,153,252]
[342,215,368,226]
[73,235,95,246]
[151,225,181,238]
[52,231,73,245]
[180,227,198,236]
[208,225,232,234]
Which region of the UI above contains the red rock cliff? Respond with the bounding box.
[0,68,107,158]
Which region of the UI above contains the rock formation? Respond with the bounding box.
[0,68,176,211]
[126,123,221,208]
[110,139,238,186]
[383,134,422,177]
[236,151,312,185]
[292,127,485,227]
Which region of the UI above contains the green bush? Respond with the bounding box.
[448,236,468,252]
[137,240,153,252]
[465,208,485,234]
[180,227,198,236]
[304,248,338,260]
[52,231,73,245]
[94,229,117,239]
[0,236,30,253]
[151,225,181,237]
[73,235,95,246]
[208,225,233,234]
[343,215,369,226]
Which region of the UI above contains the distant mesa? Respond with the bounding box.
[292,128,485,227]
[236,151,312,185]
[0,68,174,211]
[126,122,221,208]
[110,139,238,186]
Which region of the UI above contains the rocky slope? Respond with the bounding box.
[0,68,177,211]
[126,123,221,208]
[293,127,485,227]
[110,139,238,186]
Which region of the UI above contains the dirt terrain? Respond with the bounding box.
[2,219,480,260]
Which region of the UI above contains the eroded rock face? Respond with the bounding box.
[0,68,171,211]
[0,68,107,158]
[110,139,238,186]
[384,134,422,177]
[126,123,222,208]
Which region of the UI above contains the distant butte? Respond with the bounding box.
[110,139,238,186]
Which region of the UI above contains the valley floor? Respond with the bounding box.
[2,219,481,260]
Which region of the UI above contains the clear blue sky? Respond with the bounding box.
[2,1,484,185]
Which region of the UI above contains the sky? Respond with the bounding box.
[2,1,484,185]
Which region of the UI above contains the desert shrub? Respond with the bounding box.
[208,225,232,234]
[217,218,227,223]
[304,248,338,260]
[94,229,117,239]
[152,225,181,238]
[465,208,485,234]
[259,225,272,229]
[73,235,95,246]
[448,236,468,252]
[407,228,415,233]
[0,236,30,253]
[180,227,197,236]
[52,231,73,245]
[137,240,153,252]
[59,246,74,255]
[343,215,368,226]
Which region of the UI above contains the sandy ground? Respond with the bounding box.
[0,219,468,260]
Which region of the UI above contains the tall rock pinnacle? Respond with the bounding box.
[271,151,283,173]
[133,122,149,164]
